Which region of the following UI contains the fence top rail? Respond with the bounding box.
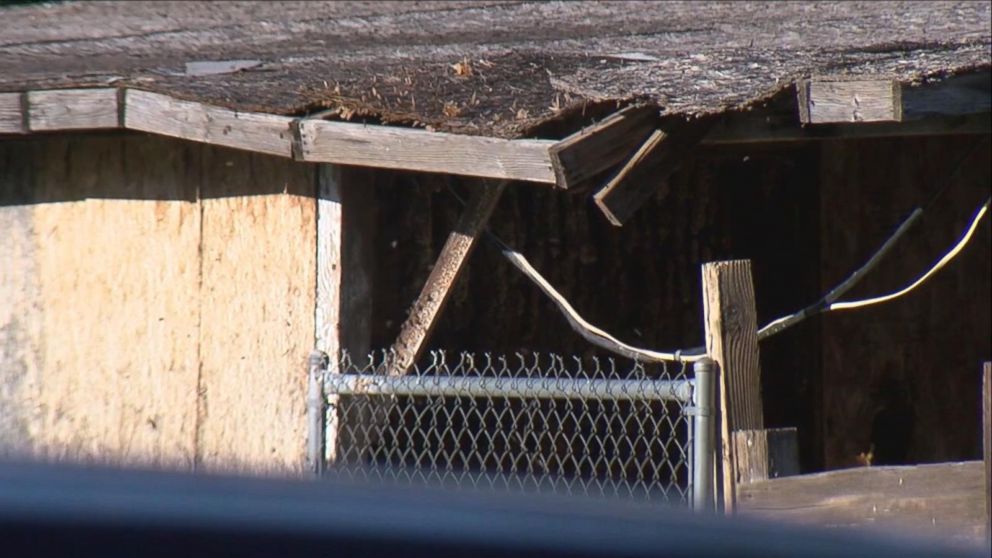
[322,374,695,403]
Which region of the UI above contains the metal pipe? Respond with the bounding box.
[322,374,694,403]
[692,358,716,512]
[307,350,329,478]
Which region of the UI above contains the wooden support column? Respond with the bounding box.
[732,428,799,484]
[702,259,764,513]
[315,164,376,466]
[984,361,991,543]
[388,180,506,374]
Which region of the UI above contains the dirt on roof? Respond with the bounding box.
[1,1,989,138]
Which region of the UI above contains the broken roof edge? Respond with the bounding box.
[1,66,989,188]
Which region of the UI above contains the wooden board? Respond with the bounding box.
[702,259,764,512]
[295,119,555,184]
[195,145,316,475]
[984,362,990,542]
[738,461,987,548]
[548,105,657,189]
[593,120,712,226]
[27,88,119,131]
[733,428,800,484]
[799,79,902,124]
[0,134,201,467]
[315,164,376,464]
[125,89,294,158]
[0,92,25,134]
[388,181,506,374]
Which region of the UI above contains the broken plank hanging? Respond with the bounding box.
[294,118,555,184]
[548,105,657,190]
[387,180,507,375]
[593,119,713,226]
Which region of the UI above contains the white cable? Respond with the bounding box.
[830,199,989,311]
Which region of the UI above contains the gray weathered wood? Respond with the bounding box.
[0,92,25,134]
[798,79,902,124]
[733,427,799,485]
[738,461,987,548]
[316,164,377,465]
[125,89,294,158]
[388,181,507,375]
[593,120,712,226]
[27,88,119,131]
[702,259,764,513]
[295,119,555,184]
[984,361,990,543]
[705,110,991,144]
[548,105,657,190]
[798,71,991,125]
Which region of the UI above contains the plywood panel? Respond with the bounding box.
[2,134,203,467]
[195,147,316,474]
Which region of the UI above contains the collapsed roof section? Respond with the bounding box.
[1,1,989,139]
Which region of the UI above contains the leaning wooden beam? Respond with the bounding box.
[125,89,294,158]
[295,119,556,184]
[387,181,507,375]
[0,92,25,134]
[593,119,713,226]
[27,88,119,131]
[548,105,657,190]
[798,71,991,124]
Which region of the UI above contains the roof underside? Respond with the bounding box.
[1,1,990,138]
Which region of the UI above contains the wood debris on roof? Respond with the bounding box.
[0,1,989,139]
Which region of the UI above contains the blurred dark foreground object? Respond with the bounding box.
[0,459,983,558]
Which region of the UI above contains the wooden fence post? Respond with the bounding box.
[983,361,990,544]
[702,259,765,513]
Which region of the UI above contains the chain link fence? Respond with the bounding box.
[307,351,715,509]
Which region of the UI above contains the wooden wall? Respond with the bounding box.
[0,133,316,474]
[819,135,991,469]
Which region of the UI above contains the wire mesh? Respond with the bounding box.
[323,351,694,505]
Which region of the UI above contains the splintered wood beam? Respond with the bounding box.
[798,71,991,124]
[593,119,713,226]
[387,181,507,375]
[548,105,657,190]
[0,92,25,134]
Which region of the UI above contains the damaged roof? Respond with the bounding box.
[1,1,989,138]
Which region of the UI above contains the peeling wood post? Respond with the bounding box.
[702,259,764,513]
[388,180,507,375]
[315,164,376,467]
[306,350,329,477]
[984,361,990,544]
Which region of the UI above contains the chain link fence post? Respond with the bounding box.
[307,350,329,478]
[692,357,716,512]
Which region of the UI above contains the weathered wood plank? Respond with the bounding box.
[548,105,657,190]
[125,89,294,158]
[593,119,712,226]
[702,259,764,513]
[388,181,506,374]
[798,79,902,124]
[27,88,119,131]
[0,92,25,134]
[295,119,555,184]
[738,461,987,547]
[733,428,799,484]
[984,361,990,543]
[316,164,376,465]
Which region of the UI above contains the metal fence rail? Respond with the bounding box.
[308,351,715,509]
